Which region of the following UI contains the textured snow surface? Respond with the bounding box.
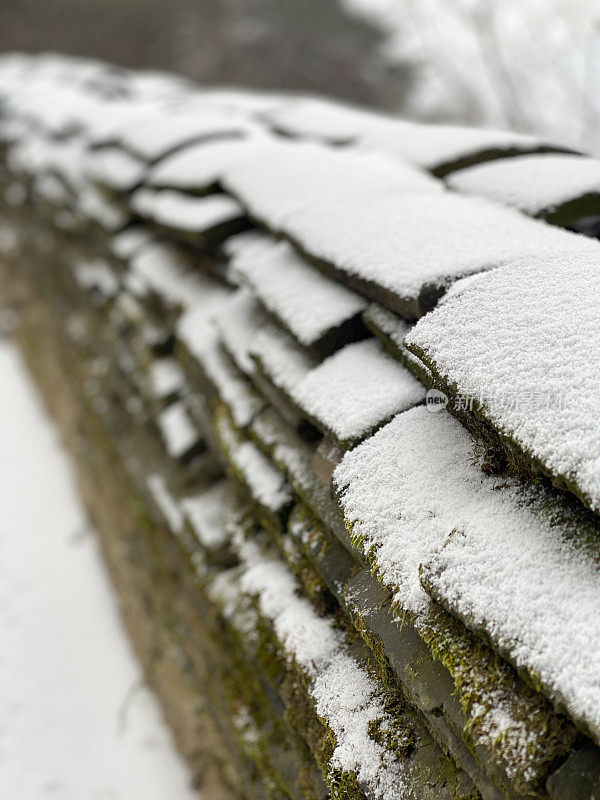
[359,119,555,170]
[148,358,185,400]
[213,287,268,375]
[131,188,244,233]
[73,258,119,298]
[86,146,146,193]
[111,226,155,260]
[225,160,594,307]
[181,480,236,549]
[250,322,318,398]
[421,489,600,741]
[158,401,198,459]
[216,413,291,512]
[77,185,128,231]
[236,534,408,799]
[228,232,367,347]
[260,97,553,170]
[293,339,426,445]
[335,405,600,740]
[147,137,261,191]
[178,314,264,430]
[116,109,247,161]
[335,407,481,614]
[260,97,381,143]
[222,138,440,229]
[0,343,198,800]
[406,253,600,512]
[131,241,230,312]
[362,303,425,373]
[448,153,600,214]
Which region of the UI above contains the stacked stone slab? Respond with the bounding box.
[2,52,600,799]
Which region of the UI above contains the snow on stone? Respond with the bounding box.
[77,184,128,231]
[293,339,426,447]
[227,232,367,348]
[250,322,319,399]
[116,109,248,161]
[131,188,245,234]
[221,138,441,230]
[86,146,146,193]
[181,479,237,550]
[420,478,600,741]
[34,173,70,206]
[73,258,119,297]
[259,96,382,143]
[335,404,600,743]
[8,133,87,193]
[235,532,408,799]
[147,137,261,192]
[257,96,560,173]
[158,401,198,460]
[224,154,595,316]
[111,226,155,260]
[359,119,560,173]
[130,240,230,312]
[335,406,506,615]
[215,413,291,513]
[447,153,600,215]
[213,287,268,375]
[148,358,185,400]
[406,252,600,513]
[361,303,427,376]
[178,313,264,429]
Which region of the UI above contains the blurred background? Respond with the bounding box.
[1,0,600,152]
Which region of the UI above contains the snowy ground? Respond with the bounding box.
[0,340,199,800]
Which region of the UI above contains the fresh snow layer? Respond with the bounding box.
[116,110,247,161]
[335,406,479,615]
[260,97,385,143]
[292,339,425,446]
[158,401,198,459]
[178,313,264,429]
[362,303,425,373]
[234,532,409,799]
[335,407,584,779]
[227,232,367,348]
[181,480,237,550]
[131,189,244,234]
[213,287,269,375]
[73,258,119,298]
[131,240,230,312]
[224,157,595,313]
[77,184,128,231]
[111,226,155,260]
[0,342,198,800]
[250,322,319,398]
[421,490,600,741]
[358,119,556,172]
[147,137,261,192]
[216,412,291,513]
[86,146,146,193]
[148,357,185,400]
[221,138,441,230]
[448,153,600,214]
[406,253,600,512]
[259,96,556,170]
[334,404,600,740]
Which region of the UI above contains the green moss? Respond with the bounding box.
[418,604,575,795]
